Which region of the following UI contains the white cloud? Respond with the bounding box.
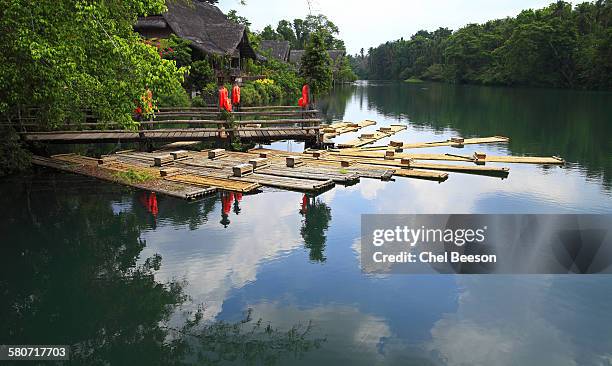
[139,191,306,319]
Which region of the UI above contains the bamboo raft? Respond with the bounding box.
[336,125,407,148]
[352,136,510,151]
[33,155,215,199]
[332,150,565,165]
[322,120,377,140]
[29,126,566,199]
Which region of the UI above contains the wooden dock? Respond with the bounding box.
[18,107,324,145]
[21,126,322,144]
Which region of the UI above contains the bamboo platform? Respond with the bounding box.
[336,125,407,148]
[319,154,510,177]
[231,173,334,192]
[249,148,449,182]
[332,150,565,165]
[165,174,260,193]
[322,120,377,140]
[184,152,358,186]
[29,124,567,200]
[32,155,215,199]
[352,136,510,151]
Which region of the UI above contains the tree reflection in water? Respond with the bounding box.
[0,179,324,365]
[299,194,332,262]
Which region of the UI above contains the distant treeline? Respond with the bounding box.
[349,1,612,89]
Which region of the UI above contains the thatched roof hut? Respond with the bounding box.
[327,50,346,65]
[288,50,305,66]
[289,49,346,68]
[259,40,291,62]
[135,1,257,61]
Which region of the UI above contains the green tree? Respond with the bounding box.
[261,25,280,40]
[276,20,297,45]
[303,14,345,49]
[299,31,333,97]
[187,60,215,91]
[0,0,187,128]
[261,14,345,50]
[226,9,251,27]
[162,34,192,68]
[360,0,612,90]
[335,56,358,82]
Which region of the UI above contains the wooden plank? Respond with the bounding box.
[354,136,510,151]
[165,174,260,193]
[392,169,449,181]
[332,150,565,165]
[336,125,407,148]
[322,120,377,140]
[318,155,510,177]
[233,173,335,192]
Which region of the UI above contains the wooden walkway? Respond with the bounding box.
[21,126,322,144]
[18,106,324,145]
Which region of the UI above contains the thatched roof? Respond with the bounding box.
[135,1,257,59]
[328,50,346,64]
[288,50,305,65]
[289,49,346,67]
[259,40,290,62]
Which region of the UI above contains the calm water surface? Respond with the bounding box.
[2,82,612,365]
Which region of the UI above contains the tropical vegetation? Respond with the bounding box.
[351,0,612,90]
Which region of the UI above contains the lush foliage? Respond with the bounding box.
[335,56,358,83]
[187,60,215,91]
[114,169,157,184]
[158,34,192,67]
[155,83,191,108]
[261,58,303,98]
[0,128,31,176]
[260,14,345,50]
[300,32,333,96]
[0,0,188,128]
[356,1,612,90]
[240,81,283,106]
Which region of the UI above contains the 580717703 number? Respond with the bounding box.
[6,346,67,358]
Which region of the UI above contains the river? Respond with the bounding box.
[2,81,612,365]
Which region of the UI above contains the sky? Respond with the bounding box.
[217,0,572,54]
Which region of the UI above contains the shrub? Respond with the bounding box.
[188,60,215,91]
[114,169,156,184]
[261,58,303,100]
[253,82,270,104]
[159,34,192,67]
[191,82,218,107]
[240,84,262,106]
[421,64,447,81]
[0,128,31,176]
[156,83,191,108]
